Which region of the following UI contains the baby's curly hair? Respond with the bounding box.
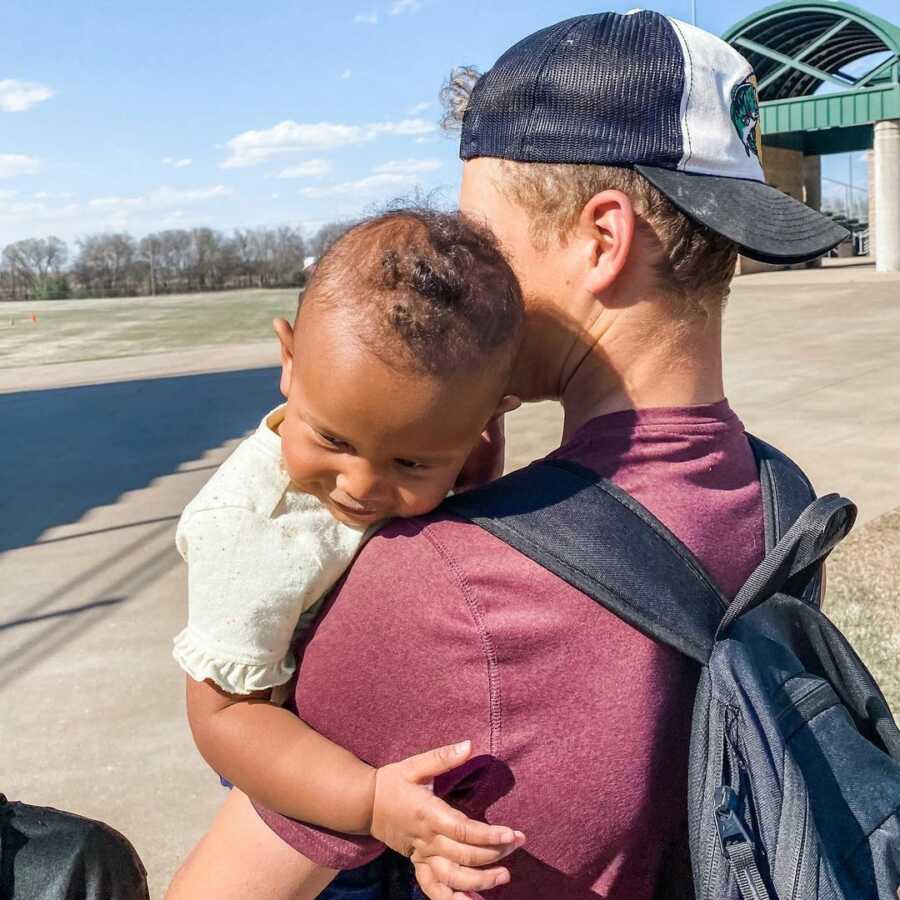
[303,208,523,378]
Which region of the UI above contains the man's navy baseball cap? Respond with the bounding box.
[460,10,848,264]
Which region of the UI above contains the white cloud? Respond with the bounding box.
[161,157,174,165]
[383,119,437,137]
[374,158,440,174]
[174,158,192,168]
[407,100,433,115]
[271,192,281,199]
[354,11,378,24]
[162,157,193,168]
[0,191,80,226]
[29,190,74,201]
[221,118,436,168]
[0,79,55,112]
[0,185,236,246]
[390,0,422,13]
[87,185,233,211]
[341,69,353,80]
[299,172,417,198]
[0,154,41,178]
[277,159,332,179]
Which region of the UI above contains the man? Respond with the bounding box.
[168,11,845,899]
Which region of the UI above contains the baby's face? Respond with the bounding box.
[278,306,503,529]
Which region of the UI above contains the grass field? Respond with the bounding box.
[826,508,900,716]
[0,289,299,368]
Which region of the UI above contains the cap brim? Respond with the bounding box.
[635,165,850,264]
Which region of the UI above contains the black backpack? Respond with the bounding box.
[0,795,148,900]
[445,435,900,900]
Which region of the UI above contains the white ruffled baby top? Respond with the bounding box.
[172,405,369,694]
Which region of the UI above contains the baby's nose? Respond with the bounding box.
[337,461,386,504]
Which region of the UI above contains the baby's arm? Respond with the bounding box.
[186,676,375,832]
[186,676,522,893]
[174,475,522,892]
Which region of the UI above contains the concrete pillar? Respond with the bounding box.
[802,154,821,210]
[737,146,823,274]
[874,119,900,272]
[868,148,876,256]
[802,155,822,268]
[762,146,805,201]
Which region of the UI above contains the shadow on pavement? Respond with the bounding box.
[0,520,178,692]
[0,597,126,631]
[0,366,281,553]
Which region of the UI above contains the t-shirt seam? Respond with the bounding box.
[422,524,502,759]
[573,421,737,434]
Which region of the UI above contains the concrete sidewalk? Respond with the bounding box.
[2,263,899,896]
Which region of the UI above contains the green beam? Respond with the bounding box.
[763,123,874,154]
[760,83,900,134]
[758,17,851,92]
[856,55,898,88]
[735,36,855,88]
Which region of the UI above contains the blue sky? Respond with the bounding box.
[2,0,894,248]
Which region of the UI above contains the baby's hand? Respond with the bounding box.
[370,741,525,899]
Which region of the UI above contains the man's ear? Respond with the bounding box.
[579,190,636,299]
[273,318,295,398]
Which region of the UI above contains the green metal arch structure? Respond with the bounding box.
[724,1,900,151]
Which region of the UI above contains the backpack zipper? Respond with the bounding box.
[715,785,756,856]
[788,792,809,900]
[701,710,743,900]
[714,711,772,900]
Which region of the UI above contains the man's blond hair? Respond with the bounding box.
[442,67,738,318]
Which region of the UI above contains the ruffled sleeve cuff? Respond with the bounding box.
[172,628,295,694]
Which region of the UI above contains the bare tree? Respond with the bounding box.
[308,221,355,260]
[1,236,68,299]
[1,220,351,301]
[73,233,141,296]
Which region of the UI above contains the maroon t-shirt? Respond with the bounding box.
[256,400,764,898]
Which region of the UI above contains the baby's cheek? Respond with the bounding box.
[398,477,456,517]
[281,434,322,486]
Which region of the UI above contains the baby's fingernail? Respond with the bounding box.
[494,871,510,886]
[497,828,515,843]
[454,740,471,755]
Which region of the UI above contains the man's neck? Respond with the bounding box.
[511,299,726,444]
[561,307,725,441]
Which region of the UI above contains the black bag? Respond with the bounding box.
[0,795,148,900]
[445,435,900,900]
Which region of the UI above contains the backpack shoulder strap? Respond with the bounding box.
[746,434,816,549]
[746,434,824,606]
[443,459,727,666]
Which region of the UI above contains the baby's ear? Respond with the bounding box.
[273,318,295,398]
[493,394,522,418]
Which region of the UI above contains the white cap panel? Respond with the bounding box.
[666,16,765,182]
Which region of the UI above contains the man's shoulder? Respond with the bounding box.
[354,507,516,578]
[328,505,557,640]
[320,508,527,632]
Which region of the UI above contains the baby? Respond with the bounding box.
[173,209,525,893]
